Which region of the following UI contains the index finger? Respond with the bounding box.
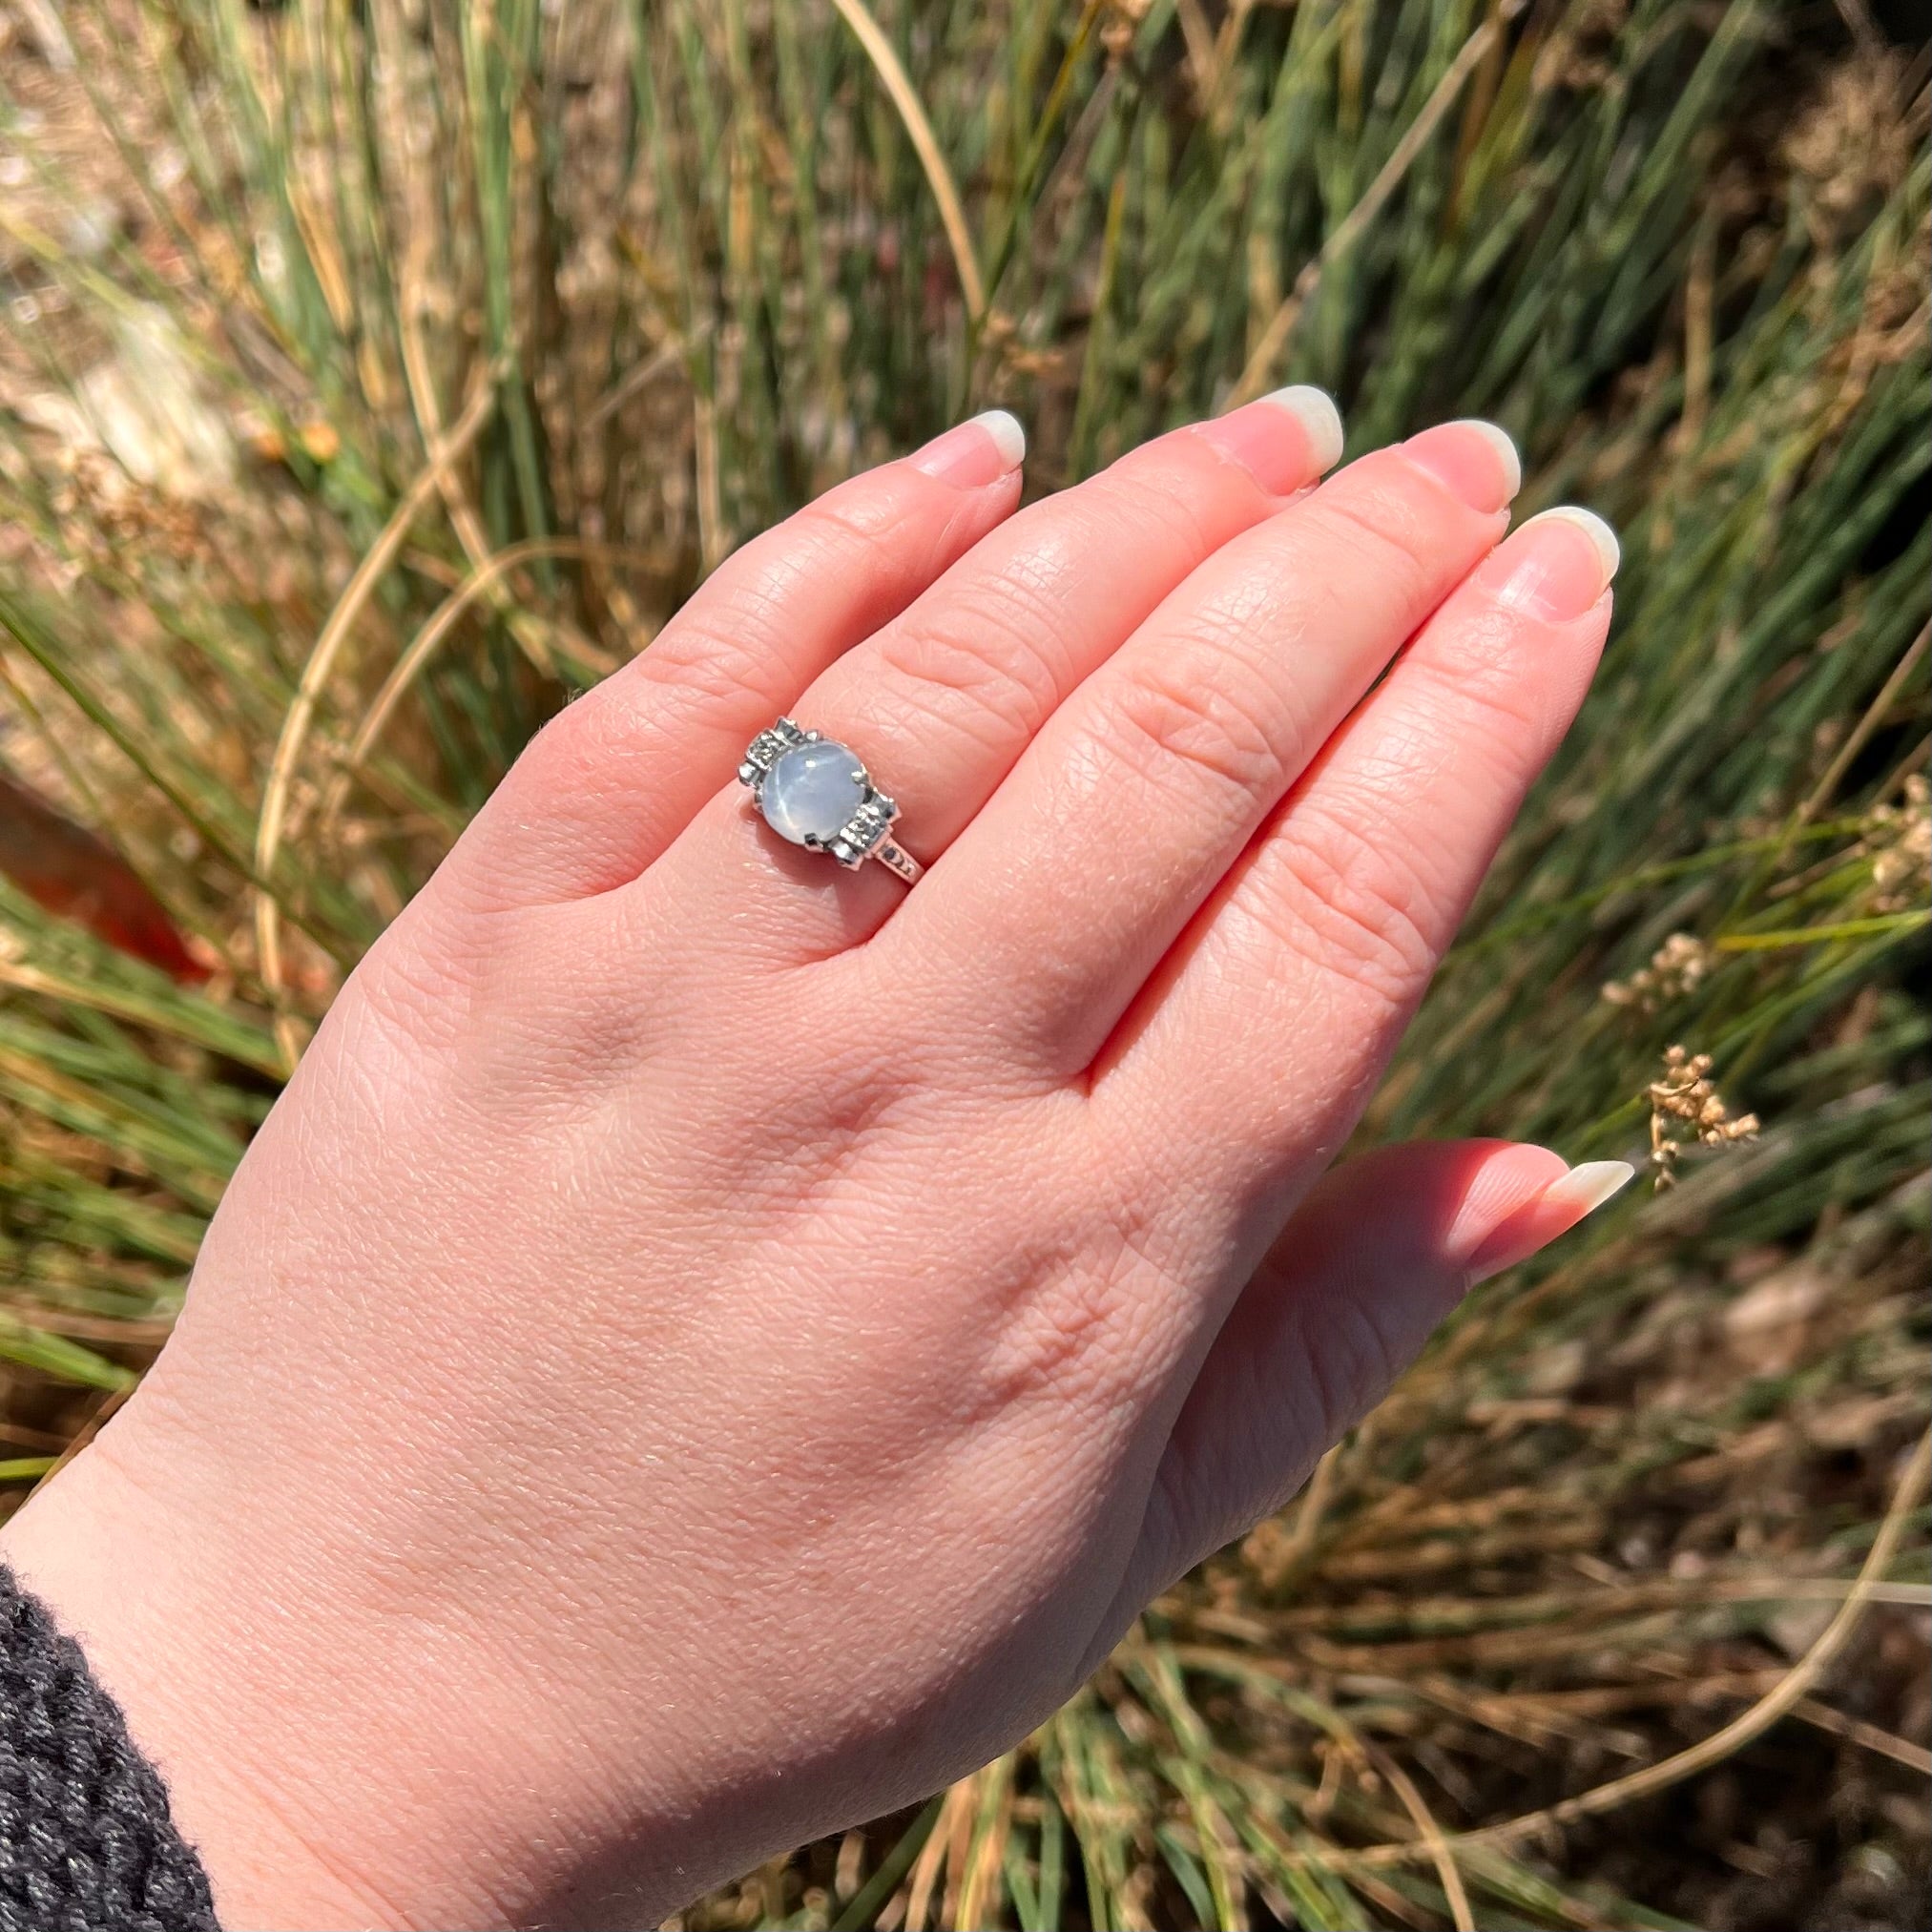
[446,413,1028,911]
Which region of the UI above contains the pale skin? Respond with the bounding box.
[1,394,1633,1930]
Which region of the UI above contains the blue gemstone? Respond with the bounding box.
[759,740,866,847]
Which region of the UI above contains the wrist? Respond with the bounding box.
[1,1400,551,1929]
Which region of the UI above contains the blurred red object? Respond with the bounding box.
[0,772,209,982]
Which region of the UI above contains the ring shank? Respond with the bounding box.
[870,840,924,885]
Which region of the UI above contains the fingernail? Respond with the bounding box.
[1539,1159,1636,1217]
[1401,419,1521,513]
[909,409,1027,487]
[1463,1158,1634,1286]
[1494,507,1621,620]
[1195,385,1344,491]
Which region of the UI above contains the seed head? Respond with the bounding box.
[1604,932,1714,1012]
[1646,1044,1760,1189]
[1859,774,1929,915]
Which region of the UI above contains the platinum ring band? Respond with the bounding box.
[737,719,925,885]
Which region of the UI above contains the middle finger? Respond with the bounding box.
[893,419,1522,1071]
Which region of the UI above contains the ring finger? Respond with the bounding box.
[640,388,1347,958]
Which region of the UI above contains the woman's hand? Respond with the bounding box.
[1,396,1628,1930]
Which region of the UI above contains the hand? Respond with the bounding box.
[1,396,1626,1930]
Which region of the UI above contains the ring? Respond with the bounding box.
[737,719,924,885]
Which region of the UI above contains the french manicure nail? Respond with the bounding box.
[1462,1157,1635,1286]
[1538,1159,1636,1217]
[909,409,1028,488]
[1194,384,1344,491]
[1262,385,1346,472]
[1401,418,1522,513]
[1497,507,1621,620]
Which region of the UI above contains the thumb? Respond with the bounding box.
[1126,1138,1632,1599]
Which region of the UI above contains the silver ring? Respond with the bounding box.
[737,719,924,885]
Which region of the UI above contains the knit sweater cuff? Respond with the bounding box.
[0,1563,220,1932]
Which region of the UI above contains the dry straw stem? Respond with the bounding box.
[1347,1728,1477,1931]
[5,4,1927,1922]
[1252,1441,1343,1590]
[693,391,728,575]
[903,1774,974,1932]
[317,536,661,848]
[1329,1425,1932,1876]
[1394,1667,1932,1776]
[582,336,694,434]
[1173,0,1279,129]
[1733,617,1932,913]
[825,0,986,322]
[1794,1693,1932,1775]
[949,1756,1014,1932]
[394,281,597,683]
[252,364,504,1070]
[1797,617,1931,831]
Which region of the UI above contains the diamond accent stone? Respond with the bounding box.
[737,717,812,790]
[826,793,898,866]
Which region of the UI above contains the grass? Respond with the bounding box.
[1,0,1928,1924]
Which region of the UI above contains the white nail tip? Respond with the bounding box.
[1446,417,1522,502]
[1542,1159,1635,1217]
[1526,505,1621,584]
[1259,384,1344,472]
[968,408,1028,469]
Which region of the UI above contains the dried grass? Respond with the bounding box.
[1,1,1926,1924]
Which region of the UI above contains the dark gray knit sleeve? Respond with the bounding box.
[0,1564,220,1932]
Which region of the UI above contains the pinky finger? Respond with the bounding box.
[1119,1140,1634,1604]
[1092,506,1622,1209]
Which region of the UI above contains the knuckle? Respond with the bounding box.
[630,488,913,707]
[1262,809,1443,1008]
[1108,662,1286,800]
[872,577,1071,739]
[987,1259,1124,1407]
[1300,477,1439,593]
[636,605,794,711]
[338,953,465,1077]
[796,484,926,565]
[1291,1278,1405,1448]
[1088,460,1220,561]
[973,1171,1173,1413]
[347,903,530,1066]
[357,924,474,1035]
[995,1200,1179,1407]
[1415,646,1552,758]
[509,621,761,800]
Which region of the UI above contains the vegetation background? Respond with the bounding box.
[0,0,1927,1925]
